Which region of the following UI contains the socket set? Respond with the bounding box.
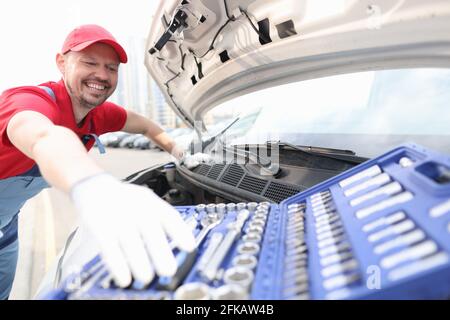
[43,201,280,300]
[42,143,450,299]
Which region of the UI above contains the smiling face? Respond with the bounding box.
[56,42,120,112]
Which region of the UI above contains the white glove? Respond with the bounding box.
[170,144,212,169]
[182,153,213,169]
[170,144,185,162]
[70,173,196,287]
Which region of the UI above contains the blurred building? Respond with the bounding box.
[109,36,178,128]
[150,81,178,128]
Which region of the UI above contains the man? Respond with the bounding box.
[0,24,209,299]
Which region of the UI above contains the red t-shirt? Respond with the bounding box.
[0,80,127,179]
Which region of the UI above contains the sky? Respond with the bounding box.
[0,0,158,92]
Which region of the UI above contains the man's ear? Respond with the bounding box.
[55,53,66,75]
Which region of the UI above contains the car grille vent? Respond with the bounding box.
[238,175,268,194]
[263,182,302,203]
[194,164,211,176]
[220,164,245,187]
[191,163,303,203]
[207,164,226,180]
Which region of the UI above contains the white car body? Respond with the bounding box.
[145,0,450,130]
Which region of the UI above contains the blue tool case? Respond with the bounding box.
[41,143,450,300]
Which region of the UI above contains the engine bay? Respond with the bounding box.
[125,144,366,206]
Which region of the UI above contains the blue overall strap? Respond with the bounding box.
[38,86,56,101]
[0,215,18,251]
[82,134,106,154]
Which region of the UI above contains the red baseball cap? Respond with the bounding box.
[61,24,128,63]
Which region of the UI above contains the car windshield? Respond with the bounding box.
[204,68,450,158]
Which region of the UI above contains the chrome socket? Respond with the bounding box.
[256,207,269,214]
[245,225,264,235]
[195,204,206,213]
[206,204,216,213]
[223,267,255,290]
[226,203,236,212]
[236,202,247,211]
[288,203,306,210]
[237,242,261,256]
[242,232,262,243]
[259,201,271,208]
[253,213,268,221]
[283,283,309,297]
[251,217,267,226]
[212,285,249,300]
[249,220,265,229]
[232,254,258,270]
[174,282,211,300]
[247,202,258,212]
[216,203,227,214]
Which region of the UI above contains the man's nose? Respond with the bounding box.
[94,66,110,82]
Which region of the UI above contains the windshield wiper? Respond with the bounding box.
[205,119,280,176]
[271,141,355,155]
[273,141,368,163]
[190,117,240,154]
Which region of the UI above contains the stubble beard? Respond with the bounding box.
[67,82,109,111]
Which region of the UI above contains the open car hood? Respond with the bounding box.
[145,0,450,129]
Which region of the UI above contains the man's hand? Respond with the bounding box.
[182,153,213,169]
[71,173,196,287]
[170,144,185,161]
[170,144,213,169]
